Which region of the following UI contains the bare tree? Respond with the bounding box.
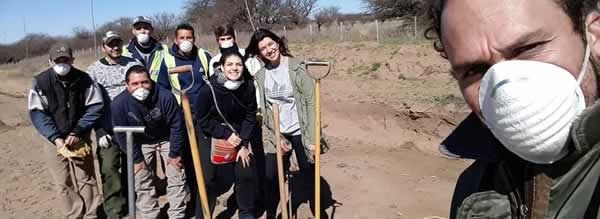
[183,0,249,33]
[73,26,93,39]
[314,6,340,31]
[96,17,134,41]
[182,0,318,30]
[183,0,215,24]
[72,26,93,49]
[363,0,424,20]
[283,0,317,25]
[248,0,285,27]
[152,12,179,41]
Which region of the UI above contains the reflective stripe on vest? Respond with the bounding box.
[148,45,166,82]
[122,44,165,82]
[121,45,132,58]
[163,47,210,103]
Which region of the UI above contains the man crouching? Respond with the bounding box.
[111,65,188,219]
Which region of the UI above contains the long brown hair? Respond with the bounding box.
[245,28,292,62]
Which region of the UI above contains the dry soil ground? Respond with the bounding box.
[0,41,472,219]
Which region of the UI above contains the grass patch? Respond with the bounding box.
[370,62,381,72]
[431,94,464,105]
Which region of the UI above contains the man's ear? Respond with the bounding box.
[586,11,600,59]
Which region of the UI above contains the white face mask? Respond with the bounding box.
[52,63,71,76]
[179,40,193,53]
[136,33,150,44]
[478,44,590,164]
[219,39,235,49]
[131,87,150,101]
[224,80,242,90]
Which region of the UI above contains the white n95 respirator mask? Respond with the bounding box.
[50,62,71,76]
[219,39,235,49]
[132,87,150,102]
[179,40,194,53]
[136,33,150,44]
[478,44,590,164]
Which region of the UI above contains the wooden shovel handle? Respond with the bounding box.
[168,65,193,74]
[272,103,289,219]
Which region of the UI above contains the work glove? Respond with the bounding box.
[98,134,112,148]
[57,142,91,159]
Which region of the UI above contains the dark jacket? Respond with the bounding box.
[443,102,600,219]
[111,85,185,163]
[123,38,165,69]
[156,44,211,94]
[195,74,257,147]
[156,44,211,119]
[28,67,104,143]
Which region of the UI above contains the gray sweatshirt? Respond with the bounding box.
[87,56,141,99]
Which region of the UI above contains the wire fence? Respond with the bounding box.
[1,17,428,68]
[195,17,428,52]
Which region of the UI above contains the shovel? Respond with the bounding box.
[272,103,289,219]
[168,65,211,219]
[113,126,145,219]
[303,59,332,219]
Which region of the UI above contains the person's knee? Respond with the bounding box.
[236,161,256,180]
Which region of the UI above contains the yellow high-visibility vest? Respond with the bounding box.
[163,47,210,103]
[121,44,166,82]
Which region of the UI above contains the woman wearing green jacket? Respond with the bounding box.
[246,28,326,219]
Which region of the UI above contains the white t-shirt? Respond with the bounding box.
[264,56,301,135]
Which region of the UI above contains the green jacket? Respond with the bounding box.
[254,57,327,163]
[450,102,600,219]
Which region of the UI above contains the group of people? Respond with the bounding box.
[27,0,600,218]
[28,15,326,219]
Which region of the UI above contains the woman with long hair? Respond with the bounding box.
[246,28,327,219]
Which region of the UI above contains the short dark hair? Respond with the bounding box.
[245,28,293,61]
[213,24,236,39]
[425,0,599,58]
[125,65,149,82]
[175,23,195,39]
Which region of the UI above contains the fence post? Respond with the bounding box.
[375,20,380,43]
[309,23,313,42]
[414,16,418,38]
[339,22,343,41]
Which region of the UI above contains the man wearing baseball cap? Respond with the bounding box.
[87,31,141,218]
[122,16,168,84]
[28,42,104,218]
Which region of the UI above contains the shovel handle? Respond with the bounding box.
[168,65,193,74]
[272,103,289,219]
[305,60,330,66]
[181,95,212,219]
